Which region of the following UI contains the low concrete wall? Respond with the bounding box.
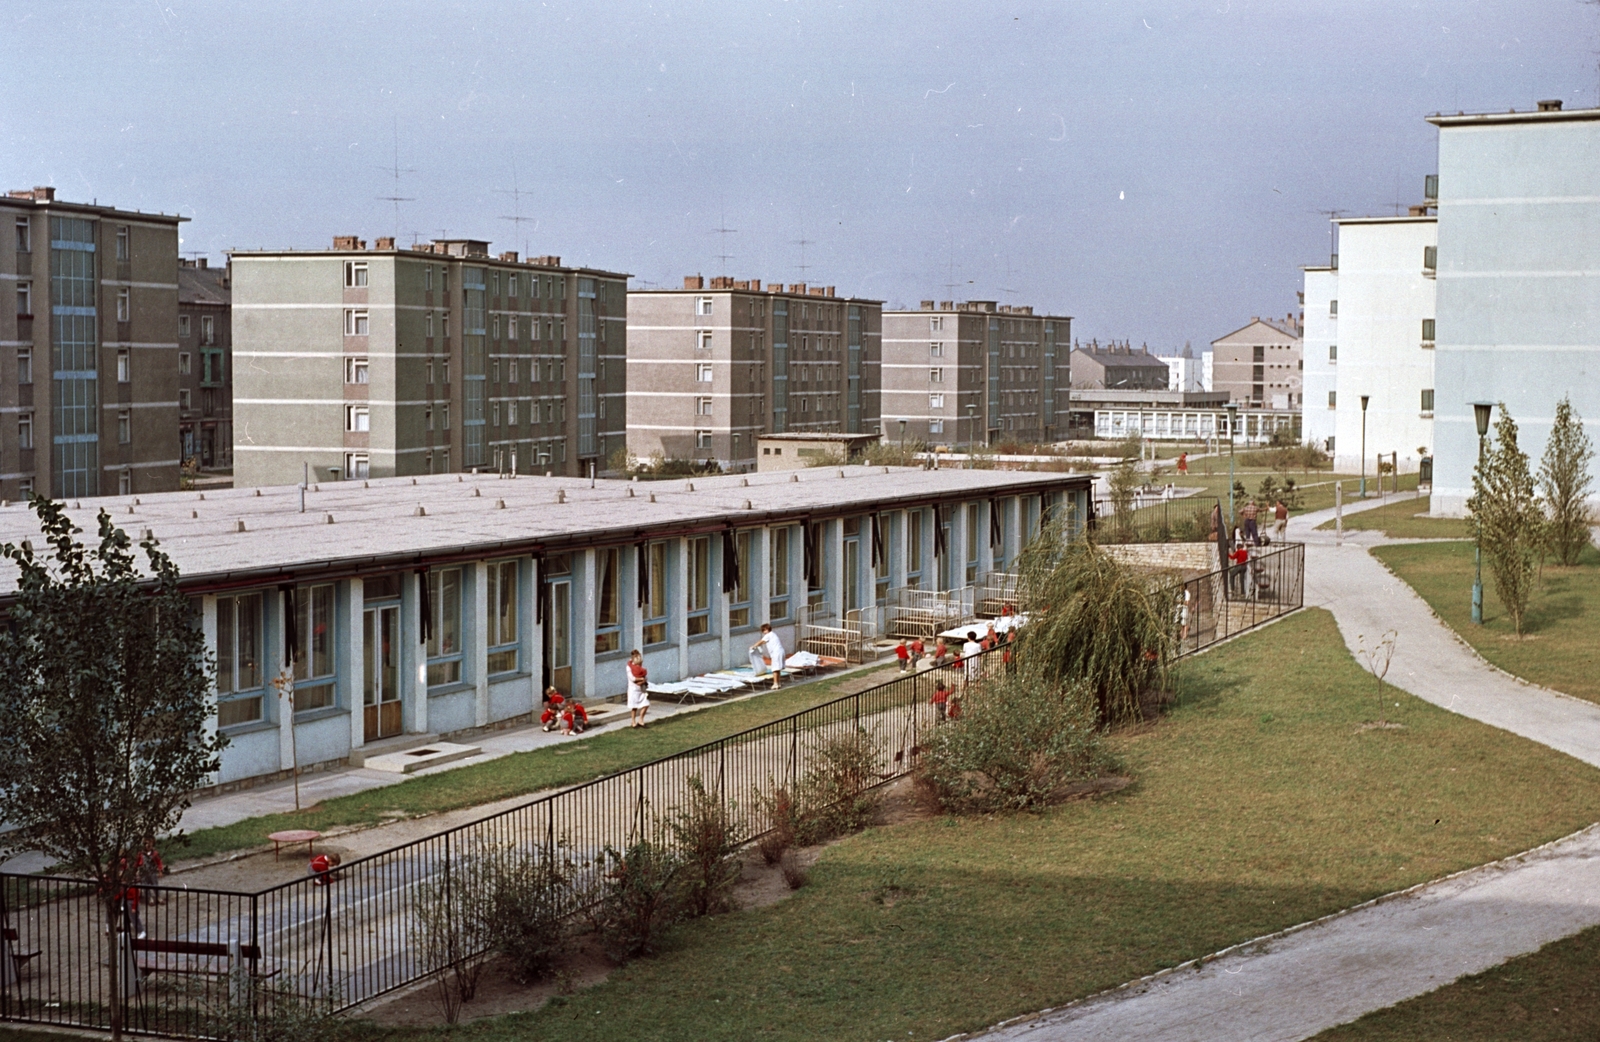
[1102,541,1219,575]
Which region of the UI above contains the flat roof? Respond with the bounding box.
[1337,215,1436,226]
[228,249,629,280]
[0,468,1088,600]
[1428,106,1600,128]
[756,432,878,442]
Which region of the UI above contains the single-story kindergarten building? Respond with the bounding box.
[0,466,1090,789]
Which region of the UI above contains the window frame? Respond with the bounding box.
[697,363,713,382]
[345,405,370,432]
[426,567,464,687]
[728,529,753,629]
[16,348,30,385]
[686,536,711,637]
[291,583,337,712]
[215,592,266,728]
[116,350,131,384]
[345,356,369,384]
[769,526,791,621]
[345,309,370,336]
[695,296,713,316]
[642,541,669,645]
[344,451,369,479]
[344,261,368,288]
[485,559,520,675]
[116,288,130,322]
[595,547,621,654]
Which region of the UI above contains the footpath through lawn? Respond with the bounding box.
[176,664,900,864]
[391,608,1600,1042]
[1309,922,1600,1041]
[1373,541,1600,704]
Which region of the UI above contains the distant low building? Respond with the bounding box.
[1211,316,1303,408]
[755,431,879,471]
[1069,342,1169,391]
[1160,351,1204,392]
[177,258,233,472]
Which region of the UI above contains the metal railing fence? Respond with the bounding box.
[1092,495,1222,545]
[0,543,1304,1038]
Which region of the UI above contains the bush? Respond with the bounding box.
[754,786,797,864]
[205,983,358,1042]
[584,841,683,963]
[794,727,882,844]
[667,776,742,917]
[483,844,576,984]
[411,863,493,1024]
[919,675,1112,812]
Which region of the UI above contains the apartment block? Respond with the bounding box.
[1210,315,1303,407]
[1300,261,1338,452]
[231,237,628,486]
[1428,100,1600,515]
[1328,215,1437,475]
[881,300,1070,446]
[1,186,184,500]
[626,276,881,471]
[177,258,233,472]
[1068,341,1168,391]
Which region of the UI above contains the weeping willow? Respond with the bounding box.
[1013,516,1181,726]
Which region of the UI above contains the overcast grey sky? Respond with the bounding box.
[4,1,1596,348]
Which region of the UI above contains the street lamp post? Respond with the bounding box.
[966,403,977,467]
[1359,395,1370,498]
[1471,402,1493,624]
[898,418,907,464]
[1225,402,1239,530]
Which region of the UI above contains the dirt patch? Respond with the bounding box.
[362,936,614,1028]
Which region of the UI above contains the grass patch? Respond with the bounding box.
[1315,495,1470,539]
[1157,470,1417,517]
[1372,541,1600,703]
[1309,922,1600,1040]
[176,664,900,863]
[370,608,1600,1042]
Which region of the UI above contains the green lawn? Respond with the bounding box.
[1158,469,1418,518]
[175,664,900,863]
[1315,495,1470,540]
[1373,542,1600,704]
[1310,923,1600,1041]
[360,608,1600,1042]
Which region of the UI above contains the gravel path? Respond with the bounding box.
[964,493,1600,1042]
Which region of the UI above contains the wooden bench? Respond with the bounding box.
[4,927,40,975]
[131,938,276,981]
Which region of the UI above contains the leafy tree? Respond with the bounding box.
[0,498,225,1040]
[1537,396,1595,567]
[1014,525,1178,725]
[1104,457,1140,542]
[1467,405,1544,636]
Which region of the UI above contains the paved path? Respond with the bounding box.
[965,492,1600,1042]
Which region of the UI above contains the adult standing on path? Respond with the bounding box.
[1240,498,1260,543]
[1273,498,1288,541]
[625,649,649,728]
[750,622,786,690]
[962,630,983,689]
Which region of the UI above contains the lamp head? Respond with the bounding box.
[1224,402,1238,416]
[1473,401,1493,437]
[1360,395,1370,412]
[898,418,907,433]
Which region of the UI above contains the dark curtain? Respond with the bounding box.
[722,529,741,595]
[417,568,432,644]
[534,554,547,626]
[636,543,649,608]
[870,514,885,572]
[989,500,1003,548]
[932,504,946,559]
[280,584,299,664]
[803,520,821,590]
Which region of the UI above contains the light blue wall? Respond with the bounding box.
[1433,116,1600,515]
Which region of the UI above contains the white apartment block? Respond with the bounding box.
[1328,215,1437,475]
[1300,264,1338,452]
[1429,100,1600,515]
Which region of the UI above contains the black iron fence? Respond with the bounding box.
[1092,496,1222,545]
[0,541,1304,1038]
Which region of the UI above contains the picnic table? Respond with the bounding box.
[267,829,321,861]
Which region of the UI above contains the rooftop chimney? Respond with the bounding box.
[376,237,396,250]
[920,300,935,310]
[532,255,561,267]
[683,275,704,290]
[32,186,55,202]
[198,257,208,268]
[788,283,807,294]
[1538,99,1563,112]
[710,276,735,290]
[333,235,362,250]
[498,250,518,262]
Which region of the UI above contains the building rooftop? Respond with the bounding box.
[2,185,186,224]
[886,300,1073,318]
[229,236,629,278]
[0,467,1087,600]
[630,275,882,304]
[178,261,230,306]
[1070,345,1170,367]
[1427,99,1600,127]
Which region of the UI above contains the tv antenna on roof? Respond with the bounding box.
[375,118,416,239]
[1313,208,1348,264]
[496,156,538,257]
[791,230,815,278]
[711,210,737,275]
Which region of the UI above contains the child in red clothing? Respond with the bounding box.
[895,638,911,672]
[540,687,566,731]
[931,678,950,721]
[561,702,589,736]
[309,852,343,886]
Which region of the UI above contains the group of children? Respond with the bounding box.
[893,620,1016,677]
[539,686,590,736]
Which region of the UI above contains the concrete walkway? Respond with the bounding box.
[966,492,1600,1042]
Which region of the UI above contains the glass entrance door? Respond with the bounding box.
[546,580,572,694]
[363,604,401,741]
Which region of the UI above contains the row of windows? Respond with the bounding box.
[346,260,573,302]
[12,218,131,259]
[178,314,217,342]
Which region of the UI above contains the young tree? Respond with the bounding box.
[1537,396,1596,567]
[0,498,225,1040]
[1467,404,1544,636]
